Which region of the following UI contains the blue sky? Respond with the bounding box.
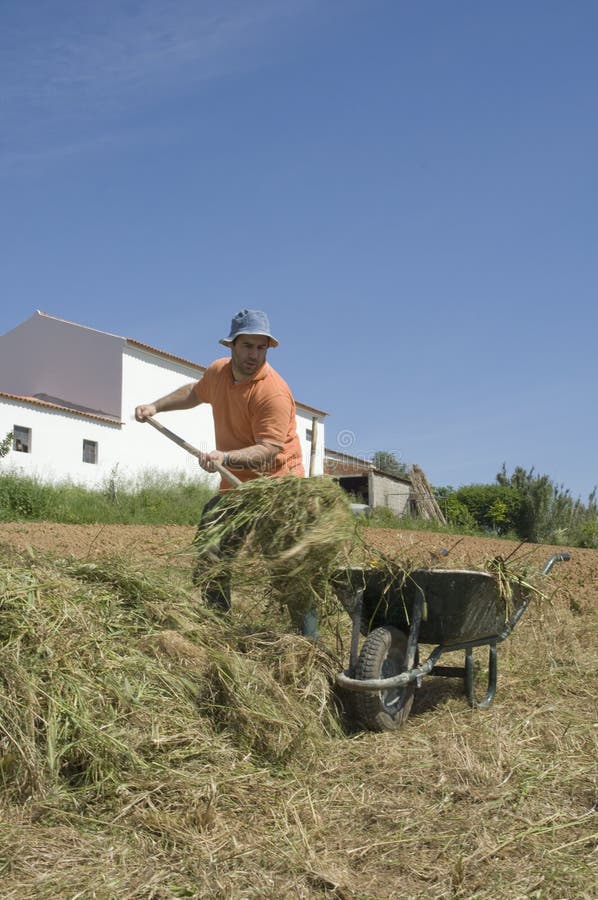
[2,1,597,499]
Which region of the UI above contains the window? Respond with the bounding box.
[13,425,31,453]
[83,439,98,464]
[306,429,313,442]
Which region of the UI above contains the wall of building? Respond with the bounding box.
[295,410,325,476]
[368,471,411,515]
[0,395,220,491]
[120,345,218,486]
[0,312,124,417]
[0,397,124,488]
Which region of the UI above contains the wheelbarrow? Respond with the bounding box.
[332,553,570,732]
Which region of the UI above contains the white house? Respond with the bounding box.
[0,311,327,489]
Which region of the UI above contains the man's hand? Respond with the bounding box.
[135,403,157,422]
[198,450,226,474]
[134,383,200,423]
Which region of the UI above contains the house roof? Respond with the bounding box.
[0,391,122,425]
[294,400,328,417]
[324,447,411,483]
[126,339,207,373]
[324,447,373,465]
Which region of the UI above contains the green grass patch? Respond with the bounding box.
[367,505,481,536]
[0,470,214,525]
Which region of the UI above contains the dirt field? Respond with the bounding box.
[2,520,597,609]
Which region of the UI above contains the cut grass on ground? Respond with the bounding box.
[0,538,596,899]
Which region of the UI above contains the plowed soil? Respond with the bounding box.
[1,521,596,609]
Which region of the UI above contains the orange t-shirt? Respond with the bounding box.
[192,358,305,490]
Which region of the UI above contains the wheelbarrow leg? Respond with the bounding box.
[405,584,424,672]
[349,587,364,674]
[465,643,498,710]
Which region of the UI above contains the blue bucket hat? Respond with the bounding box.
[220,309,279,348]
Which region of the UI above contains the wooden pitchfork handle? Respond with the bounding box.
[144,416,243,487]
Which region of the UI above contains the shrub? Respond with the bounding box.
[455,484,521,534]
[576,521,598,549]
[437,493,477,531]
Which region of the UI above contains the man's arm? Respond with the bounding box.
[200,386,292,474]
[201,441,281,474]
[135,382,201,421]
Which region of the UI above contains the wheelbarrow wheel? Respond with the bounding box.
[354,626,415,732]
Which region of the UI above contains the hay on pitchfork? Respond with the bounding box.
[192,475,357,624]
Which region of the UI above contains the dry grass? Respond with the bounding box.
[0,532,596,899]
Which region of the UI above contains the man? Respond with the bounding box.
[135,309,312,629]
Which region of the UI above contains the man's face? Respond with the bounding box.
[230,334,269,380]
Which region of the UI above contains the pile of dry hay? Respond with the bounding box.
[0,477,359,809]
[192,475,358,627]
[0,546,346,813]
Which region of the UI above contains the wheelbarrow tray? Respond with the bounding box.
[333,566,528,647]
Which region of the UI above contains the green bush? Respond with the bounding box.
[437,493,477,531]
[455,483,522,534]
[576,521,598,549]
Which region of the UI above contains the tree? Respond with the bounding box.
[487,498,509,533]
[496,465,551,541]
[372,450,409,478]
[496,464,597,544]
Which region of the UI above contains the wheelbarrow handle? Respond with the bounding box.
[541,552,571,575]
[143,416,243,487]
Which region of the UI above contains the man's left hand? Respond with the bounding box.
[198,450,226,474]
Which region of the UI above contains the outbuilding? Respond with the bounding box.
[324,448,413,516]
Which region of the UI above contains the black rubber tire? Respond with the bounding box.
[353,626,415,732]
